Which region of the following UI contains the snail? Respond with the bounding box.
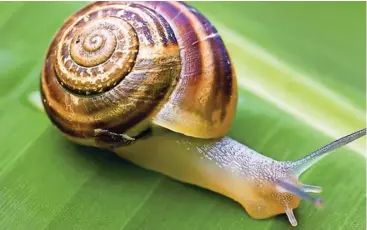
[38,1,366,227]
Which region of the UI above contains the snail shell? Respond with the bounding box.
[41,1,237,148]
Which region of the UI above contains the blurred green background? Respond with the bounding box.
[0,1,365,230]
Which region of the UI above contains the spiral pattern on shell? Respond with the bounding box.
[41,1,237,148]
[57,17,139,95]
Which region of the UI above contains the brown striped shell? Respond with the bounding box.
[41,1,237,148]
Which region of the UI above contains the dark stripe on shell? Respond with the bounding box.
[41,1,181,142]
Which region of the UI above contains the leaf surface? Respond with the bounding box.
[0,2,365,230]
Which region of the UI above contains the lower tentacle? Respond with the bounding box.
[301,184,322,193]
[276,178,324,207]
[285,208,297,227]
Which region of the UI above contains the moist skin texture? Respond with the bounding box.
[114,127,301,220]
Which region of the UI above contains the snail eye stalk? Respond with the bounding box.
[290,128,366,177]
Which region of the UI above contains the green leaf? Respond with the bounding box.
[0,2,365,230]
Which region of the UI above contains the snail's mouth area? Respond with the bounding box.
[241,176,324,226]
[236,184,301,225]
[273,178,324,226]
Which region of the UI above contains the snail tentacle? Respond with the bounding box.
[40,1,366,227]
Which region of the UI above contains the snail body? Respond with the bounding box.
[40,1,366,227]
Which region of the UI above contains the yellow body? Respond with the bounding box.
[113,128,301,220]
[39,1,364,227]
